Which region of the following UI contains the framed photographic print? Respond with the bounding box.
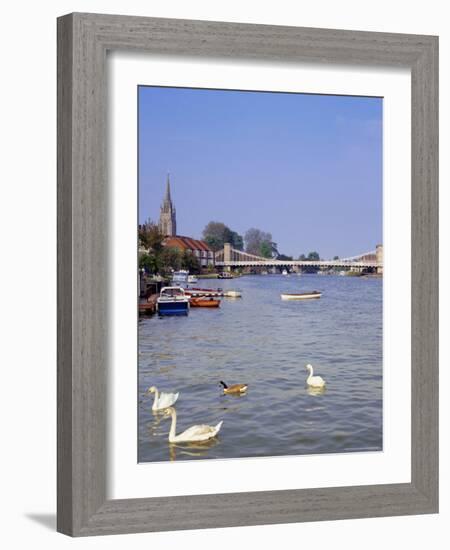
[137,86,384,464]
[57,13,438,536]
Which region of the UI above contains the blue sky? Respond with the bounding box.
[138,86,382,259]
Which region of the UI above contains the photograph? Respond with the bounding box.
[137,85,383,463]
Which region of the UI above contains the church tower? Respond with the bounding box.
[158,174,177,236]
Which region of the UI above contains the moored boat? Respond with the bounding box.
[223,290,242,298]
[157,286,190,315]
[185,287,223,297]
[139,294,158,315]
[184,287,242,298]
[187,275,198,283]
[171,270,189,283]
[190,297,221,308]
[280,291,322,300]
[139,302,156,315]
[218,272,233,279]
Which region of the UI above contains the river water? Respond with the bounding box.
[138,274,382,462]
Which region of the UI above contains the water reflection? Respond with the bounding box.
[306,386,327,397]
[169,438,220,461]
[147,411,167,437]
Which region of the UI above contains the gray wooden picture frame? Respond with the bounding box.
[57,12,438,536]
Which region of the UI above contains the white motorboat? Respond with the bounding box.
[157,286,190,315]
[172,270,189,283]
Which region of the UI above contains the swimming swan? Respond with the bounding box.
[219,381,248,394]
[305,364,326,388]
[147,386,179,411]
[163,407,223,443]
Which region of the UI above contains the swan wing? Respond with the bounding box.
[178,421,223,442]
[311,376,326,387]
[156,392,179,409]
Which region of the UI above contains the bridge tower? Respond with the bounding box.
[376,244,383,274]
[223,243,232,271]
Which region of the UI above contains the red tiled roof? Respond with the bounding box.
[163,235,212,253]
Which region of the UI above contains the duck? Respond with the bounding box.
[305,364,326,388]
[163,407,223,443]
[219,381,248,395]
[146,386,179,411]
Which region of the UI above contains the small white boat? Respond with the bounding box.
[218,272,233,279]
[172,270,189,283]
[223,290,242,298]
[281,291,322,300]
[282,269,289,276]
[187,275,198,283]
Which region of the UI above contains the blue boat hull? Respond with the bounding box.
[157,301,189,316]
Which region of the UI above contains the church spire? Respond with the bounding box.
[159,174,177,236]
[164,173,172,203]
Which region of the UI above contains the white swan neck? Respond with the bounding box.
[152,388,160,408]
[307,366,314,381]
[168,409,177,441]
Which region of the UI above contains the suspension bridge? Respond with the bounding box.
[215,243,383,272]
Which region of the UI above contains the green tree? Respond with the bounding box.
[203,221,243,252]
[229,230,244,251]
[245,228,273,256]
[181,250,201,273]
[298,254,306,261]
[277,254,293,261]
[333,255,339,260]
[159,247,182,273]
[260,241,273,258]
[139,253,159,274]
[307,251,320,261]
[139,219,164,253]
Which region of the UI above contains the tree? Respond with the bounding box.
[260,241,273,258]
[139,253,158,274]
[277,254,293,261]
[245,228,273,256]
[333,255,339,260]
[298,254,306,261]
[181,250,200,273]
[203,221,227,251]
[229,230,244,251]
[307,251,320,261]
[159,247,182,273]
[139,219,164,253]
[202,221,243,252]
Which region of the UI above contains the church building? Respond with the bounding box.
[159,175,177,236]
[158,175,214,267]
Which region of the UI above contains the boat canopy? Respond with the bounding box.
[160,286,186,297]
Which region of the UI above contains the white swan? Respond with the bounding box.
[305,364,326,388]
[163,407,223,443]
[147,386,179,411]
